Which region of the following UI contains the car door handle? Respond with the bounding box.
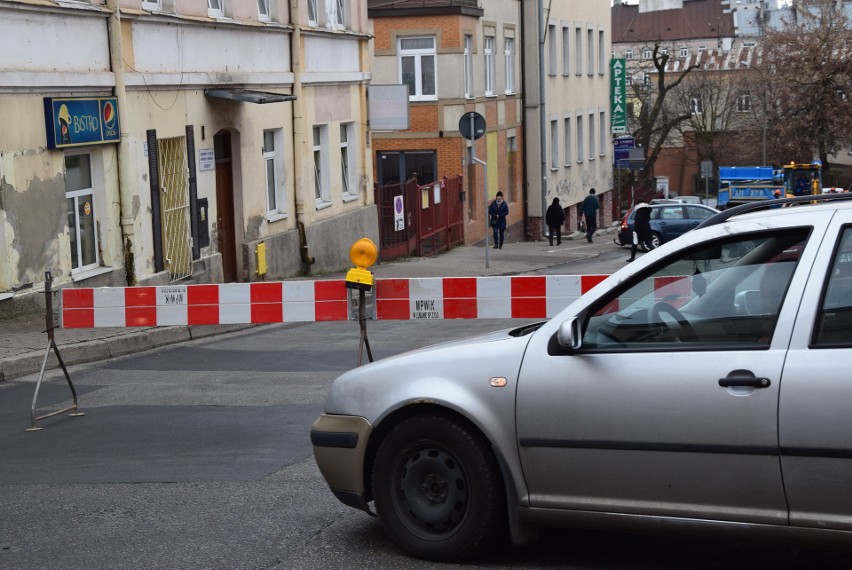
[718,370,771,388]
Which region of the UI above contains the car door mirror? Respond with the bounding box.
[557,317,583,352]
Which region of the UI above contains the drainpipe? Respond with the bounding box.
[105,0,137,285]
[289,3,315,275]
[537,0,548,239]
[519,0,529,239]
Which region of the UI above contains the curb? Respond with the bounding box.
[0,323,257,382]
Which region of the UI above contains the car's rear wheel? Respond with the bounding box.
[650,232,662,250]
[372,414,504,561]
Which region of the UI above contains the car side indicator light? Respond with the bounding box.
[490,377,508,388]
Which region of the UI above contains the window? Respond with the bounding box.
[463,35,473,98]
[627,74,633,86]
[307,0,317,25]
[330,0,345,29]
[581,230,808,350]
[814,227,852,346]
[399,37,437,101]
[598,30,605,74]
[550,119,559,170]
[642,48,652,60]
[485,36,496,96]
[208,0,223,18]
[625,49,633,60]
[506,136,516,201]
[588,113,595,161]
[504,38,515,94]
[736,92,752,112]
[587,29,594,75]
[679,47,689,58]
[313,125,330,204]
[548,25,557,76]
[599,110,607,156]
[575,27,583,74]
[698,45,707,53]
[576,114,584,163]
[142,0,160,10]
[564,117,572,166]
[562,27,570,75]
[643,72,650,87]
[65,153,99,272]
[257,0,269,21]
[690,95,703,114]
[340,123,356,200]
[661,47,670,55]
[263,129,286,217]
[848,140,852,155]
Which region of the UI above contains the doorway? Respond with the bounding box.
[214,131,237,283]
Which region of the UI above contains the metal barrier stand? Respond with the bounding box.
[26,271,85,432]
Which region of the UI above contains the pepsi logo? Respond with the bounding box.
[102,101,116,128]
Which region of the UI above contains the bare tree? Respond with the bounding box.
[757,0,852,170]
[630,43,700,194]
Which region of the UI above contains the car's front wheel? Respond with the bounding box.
[372,414,504,561]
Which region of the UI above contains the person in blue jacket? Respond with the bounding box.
[488,191,509,249]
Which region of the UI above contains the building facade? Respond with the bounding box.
[0,0,376,316]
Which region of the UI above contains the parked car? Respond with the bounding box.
[650,196,704,205]
[312,194,852,561]
[614,203,718,250]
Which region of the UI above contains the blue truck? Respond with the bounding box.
[718,163,823,209]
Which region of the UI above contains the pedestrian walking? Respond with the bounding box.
[488,191,509,249]
[582,188,600,243]
[626,201,653,262]
[545,197,565,246]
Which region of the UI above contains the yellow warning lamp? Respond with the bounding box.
[345,238,377,291]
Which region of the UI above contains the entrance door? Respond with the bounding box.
[214,131,237,283]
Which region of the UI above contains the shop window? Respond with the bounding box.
[65,153,99,272]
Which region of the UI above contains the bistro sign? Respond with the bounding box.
[44,97,120,149]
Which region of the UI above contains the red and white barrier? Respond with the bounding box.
[59,275,612,328]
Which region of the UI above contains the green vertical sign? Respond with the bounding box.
[610,59,626,134]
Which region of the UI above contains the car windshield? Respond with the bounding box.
[582,229,810,351]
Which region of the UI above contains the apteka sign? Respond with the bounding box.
[610,59,627,134]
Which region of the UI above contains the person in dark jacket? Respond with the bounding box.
[582,188,600,243]
[627,202,653,262]
[488,191,509,249]
[545,197,565,246]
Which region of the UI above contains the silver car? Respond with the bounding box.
[311,195,852,561]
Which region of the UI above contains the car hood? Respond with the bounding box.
[322,322,541,423]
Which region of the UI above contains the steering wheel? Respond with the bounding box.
[650,302,698,343]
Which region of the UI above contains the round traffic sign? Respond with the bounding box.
[458,112,486,140]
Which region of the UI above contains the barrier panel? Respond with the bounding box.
[60,275,612,328]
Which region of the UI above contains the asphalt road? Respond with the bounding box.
[1,319,850,569]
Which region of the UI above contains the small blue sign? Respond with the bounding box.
[613,136,635,169]
[44,97,120,149]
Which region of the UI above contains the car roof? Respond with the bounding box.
[697,194,852,231]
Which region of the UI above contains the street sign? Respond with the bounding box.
[701,160,713,179]
[458,112,486,140]
[613,136,634,169]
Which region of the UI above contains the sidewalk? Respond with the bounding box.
[0,227,617,382]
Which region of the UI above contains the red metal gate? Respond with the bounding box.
[375,175,464,261]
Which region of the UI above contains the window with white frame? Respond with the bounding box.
[504,38,515,94]
[548,25,557,76]
[142,0,161,11]
[307,0,317,26]
[263,129,285,216]
[399,37,437,101]
[485,36,496,95]
[643,47,653,60]
[550,119,559,170]
[599,110,606,156]
[562,26,570,75]
[65,153,99,272]
[208,0,223,18]
[625,49,633,60]
[690,95,703,114]
[313,125,330,204]
[563,116,572,166]
[679,47,689,57]
[575,27,583,74]
[257,0,270,21]
[340,123,356,199]
[330,0,344,29]
[643,72,650,87]
[588,113,595,160]
[464,35,473,98]
[576,114,584,163]
[598,30,605,74]
[736,91,752,112]
[698,45,707,53]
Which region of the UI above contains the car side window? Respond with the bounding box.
[660,206,684,220]
[581,229,810,351]
[813,226,852,348]
[687,206,714,220]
